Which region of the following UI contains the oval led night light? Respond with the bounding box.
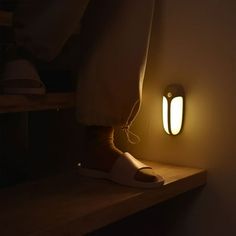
[162,84,185,135]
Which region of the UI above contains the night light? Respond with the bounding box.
[162,84,185,135]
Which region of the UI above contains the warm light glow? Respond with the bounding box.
[162,96,170,134]
[162,84,184,135]
[170,96,183,135]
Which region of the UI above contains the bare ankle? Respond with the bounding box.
[81,125,123,171]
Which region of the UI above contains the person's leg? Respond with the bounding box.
[81,126,159,183]
[77,0,163,185]
[77,0,154,127]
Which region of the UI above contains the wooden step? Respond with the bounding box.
[0,161,206,236]
[0,92,75,113]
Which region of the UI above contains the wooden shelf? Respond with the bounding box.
[0,92,75,113]
[0,161,206,235]
[0,10,12,26]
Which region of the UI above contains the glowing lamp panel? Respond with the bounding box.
[162,96,170,134]
[170,96,183,135]
[162,96,183,135]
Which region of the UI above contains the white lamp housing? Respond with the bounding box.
[162,84,185,135]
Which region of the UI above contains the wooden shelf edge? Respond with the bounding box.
[51,167,207,235]
[0,162,206,236]
[53,169,206,236]
[0,92,76,113]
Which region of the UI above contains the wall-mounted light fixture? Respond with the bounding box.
[162,84,185,135]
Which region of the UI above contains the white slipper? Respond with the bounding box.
[0,59,46,95]
[78,152,164,188]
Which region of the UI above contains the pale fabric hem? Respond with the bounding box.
[76,108,135,127]
[76,114,128,127]
[76,99,141,128]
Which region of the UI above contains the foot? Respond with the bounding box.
[81,126,160,183]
